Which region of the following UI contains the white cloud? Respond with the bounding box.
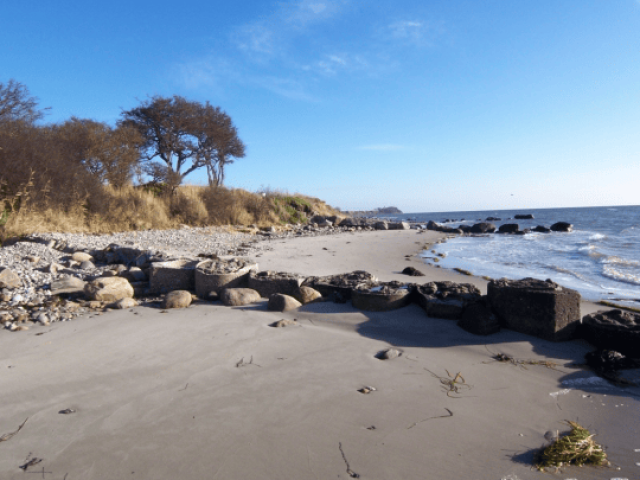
[357,144,405,151]
[387,19,444,47]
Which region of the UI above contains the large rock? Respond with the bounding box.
[84,277,134,302]
[149,259,198,294]
[162,290,193,309]
[579,310,640,357]
[497,223,519,234]
[248,271,305,298]
[267,294,302,312]
[0,268,21,289]
[389,222,410,230]
[532,225,551,233]
[469,223,496,234]
[220,288,261,307]
[550,222,573,232]
[293,286,322,304]
[415,282,482,320]
[351,281,413,312]
[374,221,389,230]
[488,278,580,341]
[51,276,86,295]
[457,300,500,335]
[514,214,534,220]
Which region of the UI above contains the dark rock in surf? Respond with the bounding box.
[514,214,534,220]
[497,223,520,234]
[550,222,573,232]
[532,225,551,233]
[469,223,496,234]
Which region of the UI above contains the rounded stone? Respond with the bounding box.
[267,294,302,312]
[162,290,193,309]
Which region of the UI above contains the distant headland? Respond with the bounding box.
[341,206,403,217]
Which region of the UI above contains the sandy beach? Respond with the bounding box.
[1,229,639,480]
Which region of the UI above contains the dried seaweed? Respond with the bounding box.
[0,417,28,443]
[536,421,608,472]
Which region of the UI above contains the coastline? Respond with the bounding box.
[1,229,638,479]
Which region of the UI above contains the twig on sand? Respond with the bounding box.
[484,346,565,372]
[236,356,261,368]
[338,442,360,478]
[179,383,189,391]
[425,369,473,398]
[407,408,453,429]
[0,417,29,443]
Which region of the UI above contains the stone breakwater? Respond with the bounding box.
[0,220,395,332]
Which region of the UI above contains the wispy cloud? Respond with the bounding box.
[357,144,406,151]
[387,19,445,47]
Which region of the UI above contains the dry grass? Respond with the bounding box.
[0,183,340,238]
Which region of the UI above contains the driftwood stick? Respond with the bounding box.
[0,417,29,443]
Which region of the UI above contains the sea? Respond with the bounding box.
[393,206,640,305]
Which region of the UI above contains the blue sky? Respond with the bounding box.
[3,0,640,212]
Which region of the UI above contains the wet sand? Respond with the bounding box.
[1,229,638,479]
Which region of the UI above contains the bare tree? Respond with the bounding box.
[0,79,46,125]
[119,96,245,186]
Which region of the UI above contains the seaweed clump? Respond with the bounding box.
[536,421,609,472]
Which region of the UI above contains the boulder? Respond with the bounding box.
[51,276,86,295]
[351,281,413,312]
[248,271,305,298]
[579,310,640,357]
[195,258,257,298]
[514,214,534,220]
[584,349,640,371]
[457,301,500,335]
[71,252,93,263]
[84,277,134,302]
[162,290,193,309]
[497,223,520,234]
[220,288,261,307]
[374,221,389,230]
[149,259,198,294]
[488,278,581,341]
[267,294,302,312]
[121,267,147,282]
[401,266,425,276]
[486,217,501,221]
[111,297,138,309]
[415,282,482,320]
[389,222,410,230]
[532,225,551,233]
[469,223,496,234]
[426,220,440,231]
[293,286,322,304]
[0,268,21,289]
[550,222,573,232]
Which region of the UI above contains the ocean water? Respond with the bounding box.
[397,206,640,304]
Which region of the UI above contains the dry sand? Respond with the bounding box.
[1,229,639,479]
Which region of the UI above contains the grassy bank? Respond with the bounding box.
[0,184,340,238]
